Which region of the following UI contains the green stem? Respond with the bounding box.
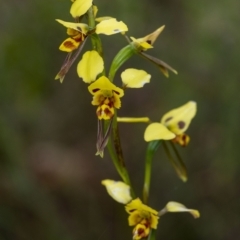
[87,6,133,196]
[105,114,135,198]
[147,229,156,240]
[143,140,161,204]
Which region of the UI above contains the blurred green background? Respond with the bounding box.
[1,0,240,239]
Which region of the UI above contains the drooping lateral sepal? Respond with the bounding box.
[96,118,113,158]
[140,52,178,78]
[162,141,188,182]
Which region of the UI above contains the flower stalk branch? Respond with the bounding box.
[143,140,161,204]
[106,114,135,198]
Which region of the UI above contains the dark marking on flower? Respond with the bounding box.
[165,117,173,123]
[92,88,100,93]
[129,209,136,213]
[178,121,185,129]
[137,228,145,236]
[113,29,119,32]
[146,40,152,45]
[77,26,82,31]
[113,90,120,95]
[63,41,76,49]
[104,108,111,115]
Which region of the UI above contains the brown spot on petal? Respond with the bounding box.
[92,88,100,93]
[165,117,173,123]
[113,90,120,95]
[129,209,136,213]
[104,108,113,118]
[178,121,185,129]
[146,40,152,45]
[113,29,119,32]
[63,41,76,49]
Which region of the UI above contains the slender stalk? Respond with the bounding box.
[147,229,156,240]
[87,6,133,196]
[143,140,161,204]
[105,114,135,198]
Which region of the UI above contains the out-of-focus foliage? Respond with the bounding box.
[1,0,240,239]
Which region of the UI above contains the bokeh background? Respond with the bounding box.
[1,0,240,239]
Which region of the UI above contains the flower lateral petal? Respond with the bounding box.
[96,19,128,35]
[70,0,93,18]
[161,201,200,219]
[59,38,80,52]
[141,25,165,46]
[101,179,132,204]
[130,26,165,51]
[125,198,158,216]
[77,50,104,83]
[144,123,176,142]
[121,69,151,88]
[56,19,89,35]
[130,37,153,50]
[161,101,197,135]
[88,76,124,97]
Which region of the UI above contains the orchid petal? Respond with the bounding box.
[121,69,151,88]
[160,202,200,219]
[161,101,197,135]
[70,0,92,18]
[102,179,132,204]
[77,50,104,83]
[144,123,176,142]
[59,38,80,52]
[88,76,124,97]
[96,19,128,35]
[56,19,89,35]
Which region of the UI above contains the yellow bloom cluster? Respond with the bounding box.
[56,0,128,53]
[102,180,200,240]
[54,2,200,239]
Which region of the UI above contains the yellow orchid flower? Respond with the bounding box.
[88,76,124,120]
[56,17,128,53]
[144,101,197,146]
[130,26,165,51]
[128,25,177,77]
[125,198,159,240]
[101,182,200,240]
[101,179,132,204]
[125,199,199,240]
[56,19,88,52]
